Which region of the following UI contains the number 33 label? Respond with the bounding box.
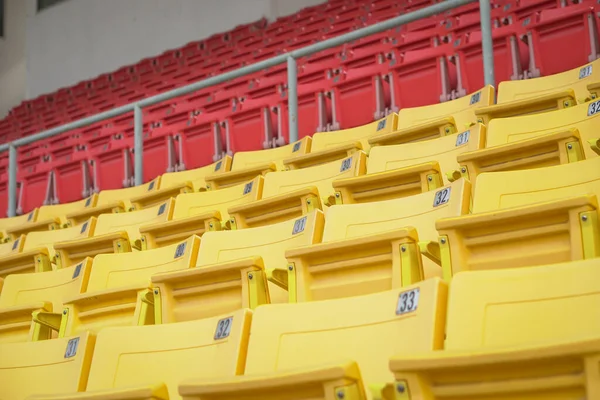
[396,288,420,315]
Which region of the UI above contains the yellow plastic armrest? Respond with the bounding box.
[283,142,362,170]
[475,89,576,123]
[179,361,365,400]
[139,210,221,248]
[32,311,63,331]
[66,202,125,225]
[457,129,582,173]
[152,256,265,285]
[0,248,51,276]
[587,81,600,98]
[0,302,51,324]
[130,182,193,209]
[419,241,441,266]
[228,187,321,229]
[588,138,600,156]
[6,218,60,237]
[64,285,151,310]
[27,383,169,400]
[389,338,600,399]
[332,162,441,204]
[286,228,422,291]
[204,163,276,190]
[437,195,597,231]
[368,116,456,146]
[54,231,131,266]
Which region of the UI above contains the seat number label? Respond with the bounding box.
[292,216,307,235]
[214,317,233,340]
[64,337,80,359]
[396,288,420,315]
[377,119,386,131]
[243,181,253,195]
[293,141,302,152]
[469,91,481,105]
[157,203,167,216]
[340,157,352,172]
[11,239,19,251]
[587,99,600,116]
[433,187,451,207]
[80,222,89,234]
[148,180,156,191]
[214,161,222,171]
[85,197,92,207]
[455,130,470,146]
[174,242,187,259]
[72,263,83,279]
[580,64,593,79]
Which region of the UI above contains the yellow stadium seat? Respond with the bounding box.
[284,113,397,170]
[389,258,600,399]
[179,280,446,400]
[0,234,24,256]
[475,59,600,125]
[54,200,174,265]
[0,210,39,241]
[140,176,263,249]
[204,137,311,189]
[5,197,97,240]
[368,87,493,147]
[459,99,600,186]
[29,310,251,400]
[285,180,470,303]
[0,219,95,278]
[59,235,199,337]
[229,152,367,229]
[151,210,324,322]
[0,333,94,400]
[65,178,160,225]
[333,124,485,204]
[0,258,92,343]
[437,156,600,279]
[130,157,232,209]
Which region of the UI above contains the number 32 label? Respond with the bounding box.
[396,288,420,315]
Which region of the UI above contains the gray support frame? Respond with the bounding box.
[134,105,144,186]
[4,0,485,217]
[287,56,299,143]
[479,0,496,87]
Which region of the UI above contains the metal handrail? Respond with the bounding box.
[4,0,494,217]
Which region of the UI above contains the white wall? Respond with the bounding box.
[25,0,325,99]
[0,0,27,118]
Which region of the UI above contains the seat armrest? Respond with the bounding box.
[54,231,131,268]
[130,183,193,210]
[179,361,366,400]
[285,228,423,302]
[139,211,221,249]
[66,202,125,226]
[368,116,456,146]
[27,383,169,400]
[457,128,582,176]
[436,195,599,279]
[151,257,269,321]
[0,248,52,277]
[6,218,60,238]
[475,89,576,125]
[228,187,321,229]
[588,138,600,156]
[283,142,362,170]
[332,162,442,204]
[0,302,51,339]
[204,163,276,190]
[389,338,600,399]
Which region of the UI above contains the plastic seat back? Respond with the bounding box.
[243,280,447,395]
[398,86,494,130]
[97,177,160,207]
[473,156,600,214]
[36,196,97,225]
[23,220,95,258]
[94,200,173,242]
[310,113,397,154]
[79,310,250,400]
[0,211,38,236]
[486,98,600,159]
[446,258,600,351]
[324,179,470,280]
[172,176,263,222]
[263,152,367,201]
[160,157,232,191]
[231,137,311,171]
[497,59,599,103]
[0,333,94,400]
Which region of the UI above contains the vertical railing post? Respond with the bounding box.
[287,56,299,143]
[8,144,17,217]
[479,0,495,87]
[133,105,143,186]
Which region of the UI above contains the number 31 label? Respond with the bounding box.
[396,288,420,315]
